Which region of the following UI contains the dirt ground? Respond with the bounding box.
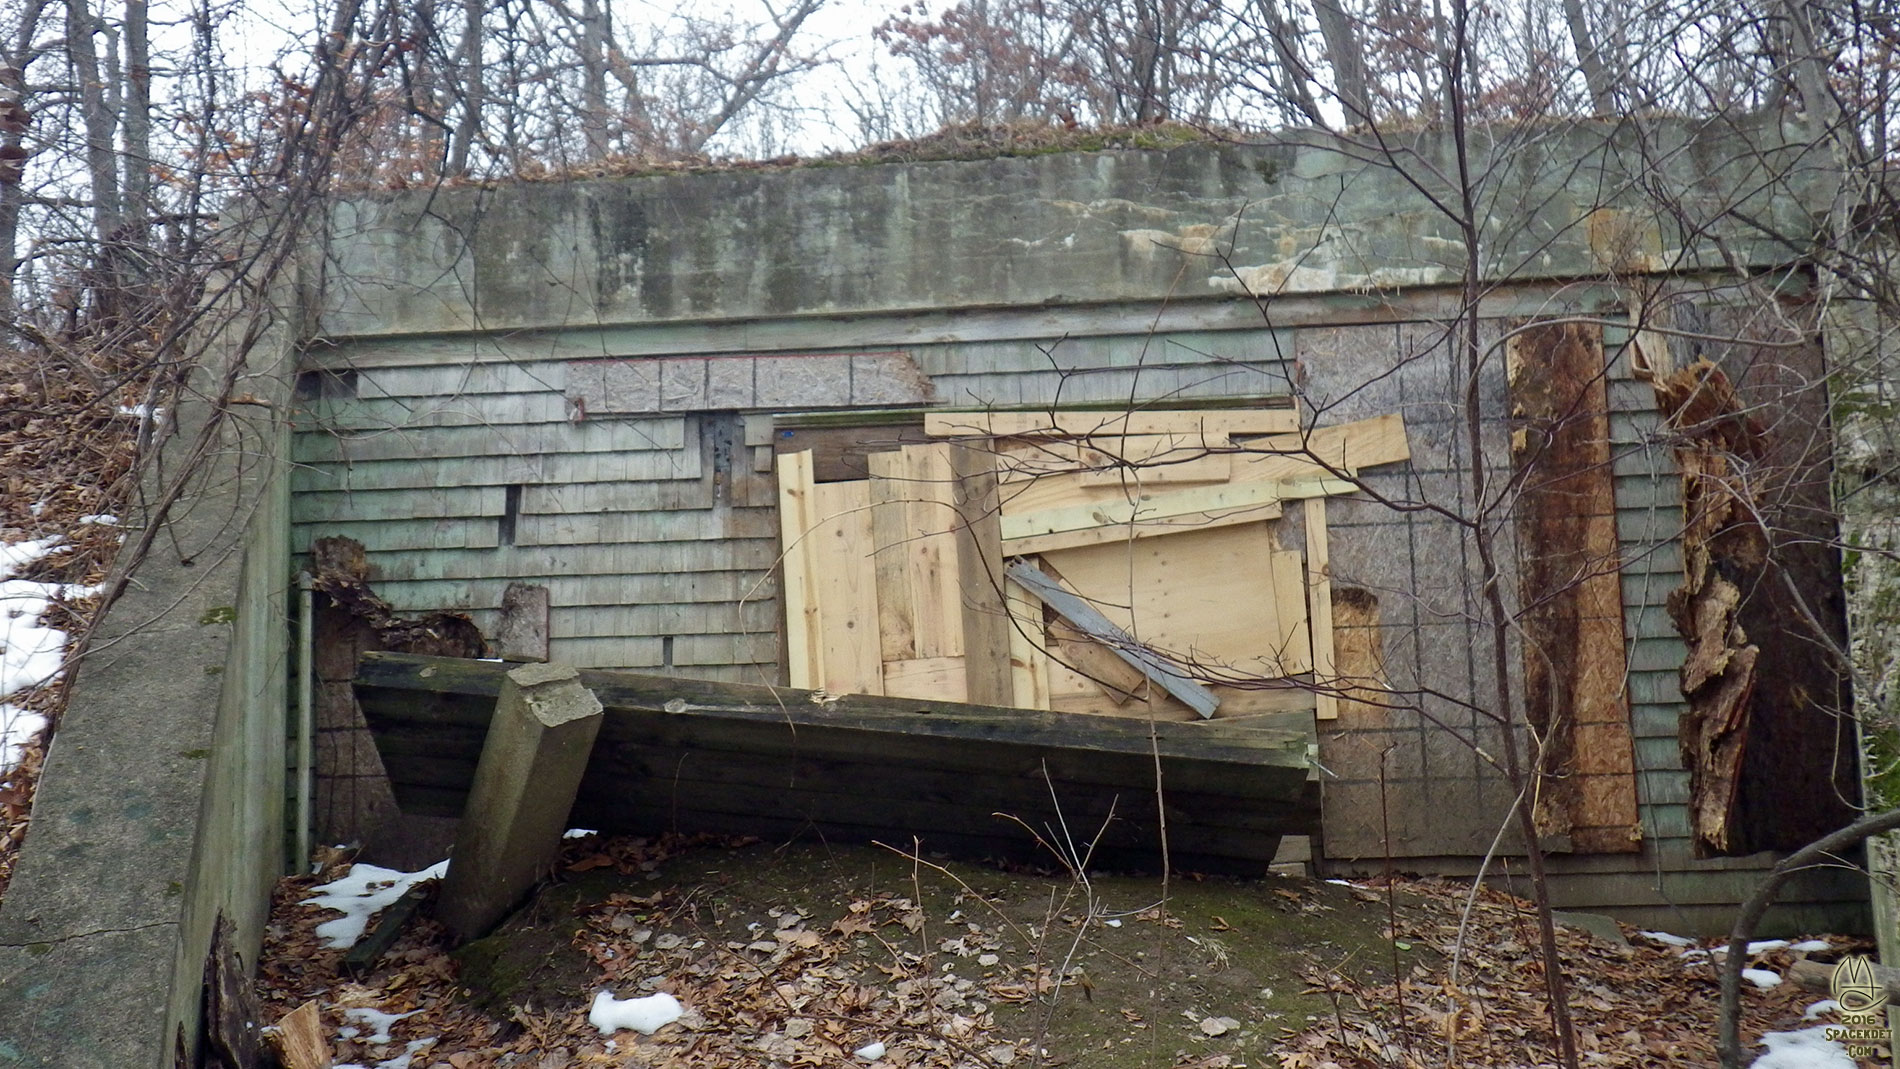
[255,832,1857,1069]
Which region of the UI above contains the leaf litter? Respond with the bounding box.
[257,832,1870,1068]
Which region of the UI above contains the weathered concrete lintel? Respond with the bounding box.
[318,117,1830,341]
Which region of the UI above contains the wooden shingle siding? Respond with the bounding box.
[293,448,702,492]
[356,360,570,398]
[296,487,507,521]
[291,518,500,551]
[358,539,780,581]
[366,571,774,611]
[515,507,775,546]
[307,392,574,429]
[293,418,687,464]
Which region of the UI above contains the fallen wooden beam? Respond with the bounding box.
[355,652,1316,874]
[1004,559,1221,719]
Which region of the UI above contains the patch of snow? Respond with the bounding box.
[1,536,94,732]
[1790,940,1831,954]
[1682,948,1711,960]
[341,1007,418,1045]
[1,704,47,772]
[1639,930,1696,947]
[1743,968,1783,990]
[564,828,597,839]
[374,1038,435,1069]
[117,404,163,423]
[1803,999,1840,1020]
[1749,939,1792,955]
[76,514,118,526]
[1750,1025,1854,1069]
[855,1041,887,1061]
[589,990,683,1035]
[302,861,448,949]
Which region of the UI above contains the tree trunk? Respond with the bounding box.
[1310,0,1370,122]
[0,0,48,321]
[446,0,482,175]
[1558,0,1615,113]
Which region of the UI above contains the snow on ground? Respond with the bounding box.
[1639,930,1696,947]
[589,990,684,1035]
[1803,999,1840,1020]
[1750,1026,1855,1069]
[302,861,449,949]
[0,535,96,771]
[1790,940,1831,954]
[1743,968,1784,989]
[335,1037,436,1069]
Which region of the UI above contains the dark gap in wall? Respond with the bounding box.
[663,635,675,671]
[294,368,357,400]
[498,484,522,546]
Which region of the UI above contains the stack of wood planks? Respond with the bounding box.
[777,406,1412,723]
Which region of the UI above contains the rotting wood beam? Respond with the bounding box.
[354,652,1303,765]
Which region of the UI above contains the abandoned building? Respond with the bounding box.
[0,116,1874,1064]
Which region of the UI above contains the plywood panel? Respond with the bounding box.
[1039,524,1309,681]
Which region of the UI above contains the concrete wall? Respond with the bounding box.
[0,295,299,1066]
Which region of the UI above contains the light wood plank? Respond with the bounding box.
[1304,498,1338,720]
[776,450,824,690]
[811,480,884,696]
[926,408,1300,439]
[992,413,1408,518]
[951,444,1014,706]
[1268,548,1313,676]
[904,444,964,659]
[999,479,1320,553]
[868,451,919,663]
[882,655,968,702]
[1005,579,1052,711]
[1228,412,1411,481]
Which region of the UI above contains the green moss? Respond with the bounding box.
[177,748,210,760]
[198,605,236,626]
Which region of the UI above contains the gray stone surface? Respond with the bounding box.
[436,665,604,941]
[319,118,1830,339]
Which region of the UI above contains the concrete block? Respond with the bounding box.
[658,357,709,411]
[436,663,604,941]
[707,357,755,408]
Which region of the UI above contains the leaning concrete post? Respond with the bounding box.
[437,662,603,942]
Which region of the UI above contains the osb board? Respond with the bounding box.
[1508,321,1640,853]
[1039,524,1313,682]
